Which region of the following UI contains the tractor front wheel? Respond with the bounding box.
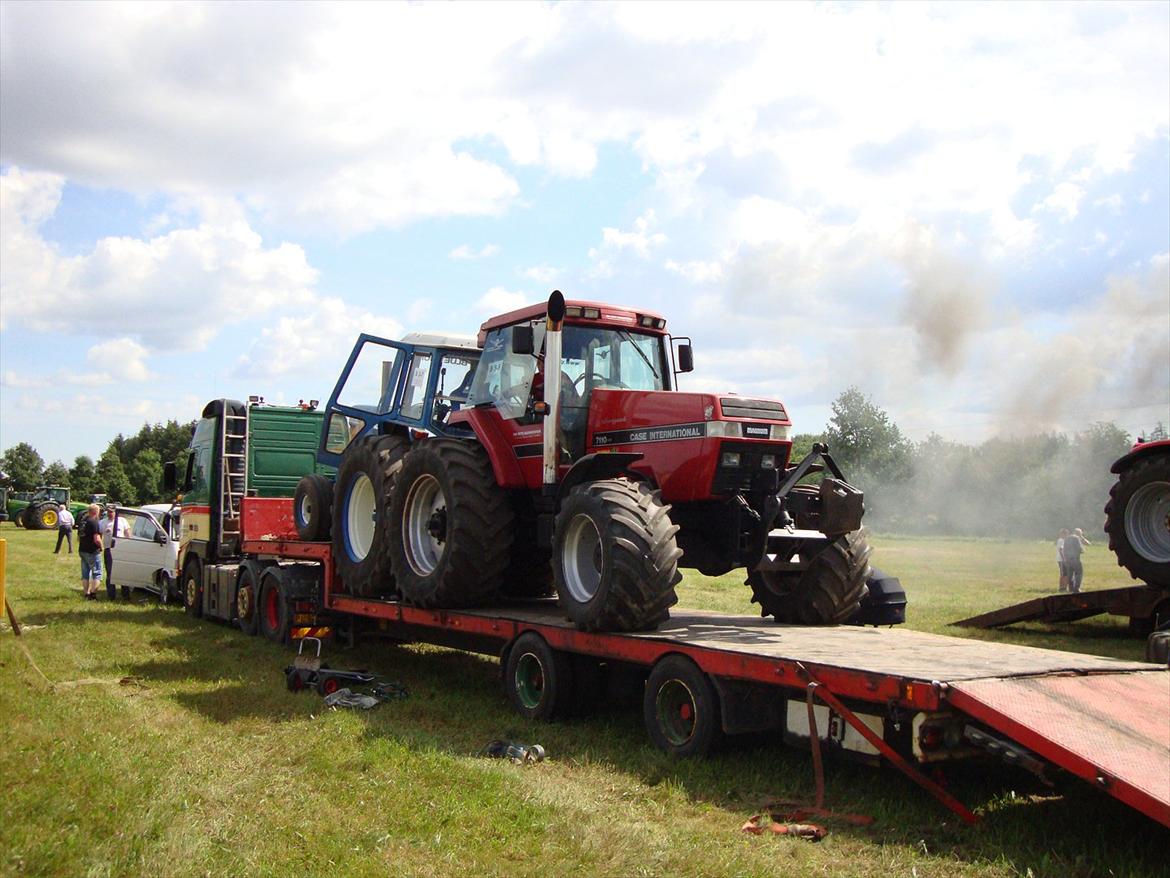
[390,440,513,607]
[553,479,680,632]
[748,529,871,625]
[1105,452,1170,588]
[294,474,334,542]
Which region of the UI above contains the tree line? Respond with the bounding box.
[1,420,195,506]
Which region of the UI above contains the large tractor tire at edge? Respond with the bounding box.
[389,439,514,608]
[1105,452,1170,588]
[332,434,408,597]
[748,529,871,625]
[552,479,681,632]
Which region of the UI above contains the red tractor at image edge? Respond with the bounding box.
[1105,437,1170,590]
[306,291,878,634]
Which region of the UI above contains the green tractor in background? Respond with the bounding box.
[5,486,97,530]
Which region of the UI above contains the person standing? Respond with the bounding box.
[100,505,118,600]
[78,504,103,600]
[54,504,75,554]
[1064,527,1092,594]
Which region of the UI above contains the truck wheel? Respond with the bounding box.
[183,557,204,618]
[748,529,871,625]
[294,474,334,542]
[552,479,680,632]
[235,563,262,635]
[1105,453,1170,588]
[503,631,574,721]
[258,568,291,643]
[332,435,407,597]
[643,654,722,758]
[390,440,513,607]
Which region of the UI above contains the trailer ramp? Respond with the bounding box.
[946,672,1170,827]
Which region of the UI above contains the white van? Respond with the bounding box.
[110,504,180,602]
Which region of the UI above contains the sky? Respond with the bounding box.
[1,1,1168,467]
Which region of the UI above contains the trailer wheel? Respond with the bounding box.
[286,669,307,692]
[749,529,871,625]
[183,557,204,618]
[503,632,574,721]
[258,569,291,643]
[1105,452,1170,588]
[316,674,342,696]
[332,435,407,597]
[235,563,262,635]
[294,474,334,542]
[643,654,722,758]
[553,479,680,632]
[390,440,513,607]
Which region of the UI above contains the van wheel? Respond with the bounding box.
[643,654,722,758]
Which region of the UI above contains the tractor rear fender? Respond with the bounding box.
[459,407,528,489]
[1111,438,1170,474]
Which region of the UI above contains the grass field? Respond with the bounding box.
[1,526,1165,877]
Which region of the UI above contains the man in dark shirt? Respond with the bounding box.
[1063,527,1091,593]
[78,504,104,600]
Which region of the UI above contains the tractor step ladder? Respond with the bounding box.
[218,403,249,555]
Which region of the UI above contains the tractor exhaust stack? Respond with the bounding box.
[542,290,566,488]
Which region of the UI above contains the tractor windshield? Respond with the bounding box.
[558,326,667,395]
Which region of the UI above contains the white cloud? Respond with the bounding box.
[474,287,530,315]
[0,168,318,351]
[1036,181,1085,221]
[1,371,49,389]
[449,243,501,261]
[523,265,561,284]
[588,210,667,277]
[85,338,153,381]
[664,259,724,284]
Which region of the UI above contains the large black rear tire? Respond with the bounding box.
[1105,452,1170,588]
[552,479,680,632]
[389,440,513,607]
[331,435,408,597]
[294,475,334,542]
[748,529,871,624]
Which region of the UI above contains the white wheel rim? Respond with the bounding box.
[344,473,376,561]
[562,514,602,603]
[1126,481,1170,563]
[403,474,445,575]
[298,494,313,527]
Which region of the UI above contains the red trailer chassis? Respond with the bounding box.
[238,499,1170,828]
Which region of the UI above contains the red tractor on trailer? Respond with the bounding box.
[315,291,875,632]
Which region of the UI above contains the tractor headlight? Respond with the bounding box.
[721,451,741,468]
[705,422,740,438]
[761,454,776,469]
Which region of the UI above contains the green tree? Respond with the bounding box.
[788,432,825,467]
[127,449,163,503]
[95,447,136,505]
[824,387,912,484]
[69,456,96,497]
[42,460,71,486]
[1,443,45,491]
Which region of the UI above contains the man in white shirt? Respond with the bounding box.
[54,504,75,554]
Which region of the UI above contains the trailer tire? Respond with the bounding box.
[748,529,871,625]
[503,632,574,721]
[294,475,334,542]
[643,654,722,758]
[258,568,291,644]
[183,557,204,619]
[553,479,680,632]
[1105,452,1170,588]
[391,440,513,607]
[316,674,342,696]
[332,435,408,597]
[235,562,263,635]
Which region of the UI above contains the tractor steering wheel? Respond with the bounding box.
[573,371,629,390]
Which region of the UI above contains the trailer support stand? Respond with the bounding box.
[799,666,980,825]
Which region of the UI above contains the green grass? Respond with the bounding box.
[1,527,1165,877]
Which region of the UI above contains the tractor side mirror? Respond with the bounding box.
[676,343,694,373]
[163,462,177,492]
[512,325,535,355]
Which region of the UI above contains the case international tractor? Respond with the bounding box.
[315,292,871,633]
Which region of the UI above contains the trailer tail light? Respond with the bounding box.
[913,713,975,762]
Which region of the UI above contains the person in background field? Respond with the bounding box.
[54,503,75,554]
[78,504,103,600]
[1063,527,1092,594]
[1055,528,1069,592]
[100,505,118,600]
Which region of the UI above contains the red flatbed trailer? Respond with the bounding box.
[237,500,1169,828]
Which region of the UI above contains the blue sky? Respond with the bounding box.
[1,1,1168,467]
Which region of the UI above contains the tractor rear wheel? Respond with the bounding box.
[389,440,513,607]
[1105,453,1170,588]
[332,435,408,597]
[294,474,334,542]
[748,529,871,625]
[553,479,680,632]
